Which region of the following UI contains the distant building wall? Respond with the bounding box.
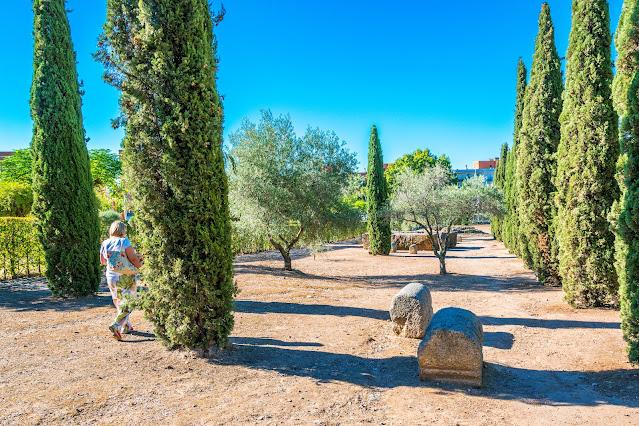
[473,158,498,169]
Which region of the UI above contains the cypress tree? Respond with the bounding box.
[491,143,508,240]
[97,0,235,350]
[613,0,639,363]
[30,0,101,297]
[502,59,527,255]
[516,3,563,285]
[366,125,391,255]
[555,0,619,307]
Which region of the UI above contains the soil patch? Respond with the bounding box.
[1,225,637,425]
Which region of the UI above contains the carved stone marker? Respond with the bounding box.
[391,242,397,253]
[389,283,433,338]
[417,307,484,388]
[409,244,418,254]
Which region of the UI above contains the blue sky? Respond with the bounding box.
[0,0,624,170]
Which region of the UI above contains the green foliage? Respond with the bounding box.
[98,209,122,235]
[0,149,33,184]
[613,0,639,363]
[343,174,367,214]
[385,148,453,189]
[490,143,508,240]
[229,110,358,270]
[30,0,101,297]
[366,125,391,255]
[98,0,236,350]
[555,0,619,307]
[88,149,121,188]
[0,182,33,217]
[502,59,527,256]
[0,217,46,280]
[391,166,504,274]
[516,3,563,285]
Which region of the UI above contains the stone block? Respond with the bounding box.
[390,283,433,338]
[417,307,484,388]
[391,242,397,253]
[409,244,418,254]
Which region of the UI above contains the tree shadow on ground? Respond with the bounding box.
[479,316,620,330]
[235,241,359,265]
[483,331,514,349]
[234,300,389,320]
[234,260,550,293]
[214,339,639,407]
[0,277,113,312]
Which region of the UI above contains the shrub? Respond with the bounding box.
[0,182,33,217]
[0,217,45,280]
[98,209,122,235]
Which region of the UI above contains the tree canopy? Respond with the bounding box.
[0,149,33,185]
[385,148,452,189]
[97,0,235,351]
[30,0,101,297]
[229,110,359,270]
[366,125,391,255]
[391,165,503,274]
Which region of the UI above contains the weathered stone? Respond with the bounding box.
[390,242,397,253]
[362,233,370,249]
[389,283,433,338]
[409,244,418,254]
[417,307,484,388]
[363,232,457,250]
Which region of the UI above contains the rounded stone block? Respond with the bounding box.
[417,307,484,388]
[389,283,433,338]
[409,244,418,254]
[391,242,397,253]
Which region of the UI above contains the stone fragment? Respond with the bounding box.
[391,232,458,250]
[390,283,433,338]
[417,307,484,387]
[409,244,418,254]
[390,242,397,253]
[362,233,370,249]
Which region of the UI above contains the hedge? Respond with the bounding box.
[0,217,45,280]
[0,182,33,217]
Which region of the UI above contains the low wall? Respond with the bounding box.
[362,232,457,251]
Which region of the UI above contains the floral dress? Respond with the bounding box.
[100,237,140,332]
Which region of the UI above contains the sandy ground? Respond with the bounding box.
[1,225,638,425]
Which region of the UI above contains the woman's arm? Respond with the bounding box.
[124,246,143,268]
[100,253,107,265]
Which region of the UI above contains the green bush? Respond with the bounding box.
[98,209,122,235]
[0,217,45,279]
[0,182,33,217]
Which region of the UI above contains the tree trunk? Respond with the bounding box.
[438,255,447,275]
[283,251,292,271]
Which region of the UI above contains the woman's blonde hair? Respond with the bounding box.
[109,220,127,237]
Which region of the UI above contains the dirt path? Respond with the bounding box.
[1,226,637,425]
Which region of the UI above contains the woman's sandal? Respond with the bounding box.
[108,323,122,341]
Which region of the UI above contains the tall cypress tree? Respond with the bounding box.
[516,3,563,285]
[613,0,639,363]
[366,125,391,255]
[97,0,235,351]
[30,0,101,297]
[491,142,508,241]
[502,59,527,255]
[555,0,619,307]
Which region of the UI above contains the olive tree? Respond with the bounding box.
[229,110,359,270]
[391,165,503,274]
